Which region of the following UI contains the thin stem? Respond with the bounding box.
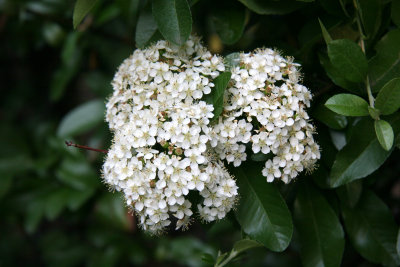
[215,252,237,267]
[353,0,375,107]
[65,140,108,154]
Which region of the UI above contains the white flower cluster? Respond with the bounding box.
[103,36,238,234]
[210,48,320,183]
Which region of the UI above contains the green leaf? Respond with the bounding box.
[375,120,394,151]
[325,94,369,116]
[313,102,348,130]
[319,54,364,94]
[329,118,392,188]
[44,188,70,220]
[50,32,81,101]
[392,0,400,28]
[375,78,400,115]
[336,180,362,208]
[204,72,231,120]
[327,39,368,83]
[135,3,161,48]
[368,106,380,120]
[358,0,381,38]
[73,0,98,29]
[233,164,293,252]
[369,29,400,92]
[294,182,345,267]
[0,175,12,198]
[225,52,241,70]
[57,99,105,137]
[56,157,99,191]
[341,190,400,266]
[152,0,192,45]
[318,18,332,44]
[211,3,246,45]
[232,239,262,254]
[238,0,304,15]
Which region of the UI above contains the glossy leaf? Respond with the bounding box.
[135,3,160,48]
[341,190,400,266]
[73,0,98,29]
[233,165,293,252]
[294,182,345,267]
[204,72,231,120]
[211,3,246,45]
[375,120,394,151]
[238,0,304,15]
[369,29,400,92]
[325,94,369,116]
[313,102,348,130]
[152,0,192,45]
[336,180,362,208]
[327,39,368,83]
[319,54,363,94]
[329,118,392,188]
[375,78,400,115]
[57,99,105,137]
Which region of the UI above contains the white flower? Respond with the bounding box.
[103,35,237,234]
[210,48,320,183]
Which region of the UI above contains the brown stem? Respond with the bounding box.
[65,140,108,154]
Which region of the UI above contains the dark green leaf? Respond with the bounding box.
[369,29,400,92]
[319,54,363,94]
[358,0,381,38]
[56,157,99,191]
[211,3,245,45]
[325,94,369,116]
[204,72,231,120]
[0,175,12,198]
[336,180,362,208]
[152,0,192,45]
[318,18,332,44]
[95,193,130,230]
[57,99,105,137]
[135,3,160,48]
[73,0,98,29]
[375,120,394,151]
[294,182,345,267]
[233,164,293,252]
[327,39,368,83]
[50,32,81,101]
[329,118,392,188]
[375,78,400,115]
[392,0,400,28]
[313,102,348,130]
[238,0,304,15]
[341,190,400,266]
[44,189,70,220]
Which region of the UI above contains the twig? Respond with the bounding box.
[65,140,108,153]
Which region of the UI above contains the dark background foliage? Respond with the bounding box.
[1,0,399,266]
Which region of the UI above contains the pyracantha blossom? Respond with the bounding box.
[210,48,321,183]
[102,36,238,234]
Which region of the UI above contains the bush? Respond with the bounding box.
[1,0,399,266]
